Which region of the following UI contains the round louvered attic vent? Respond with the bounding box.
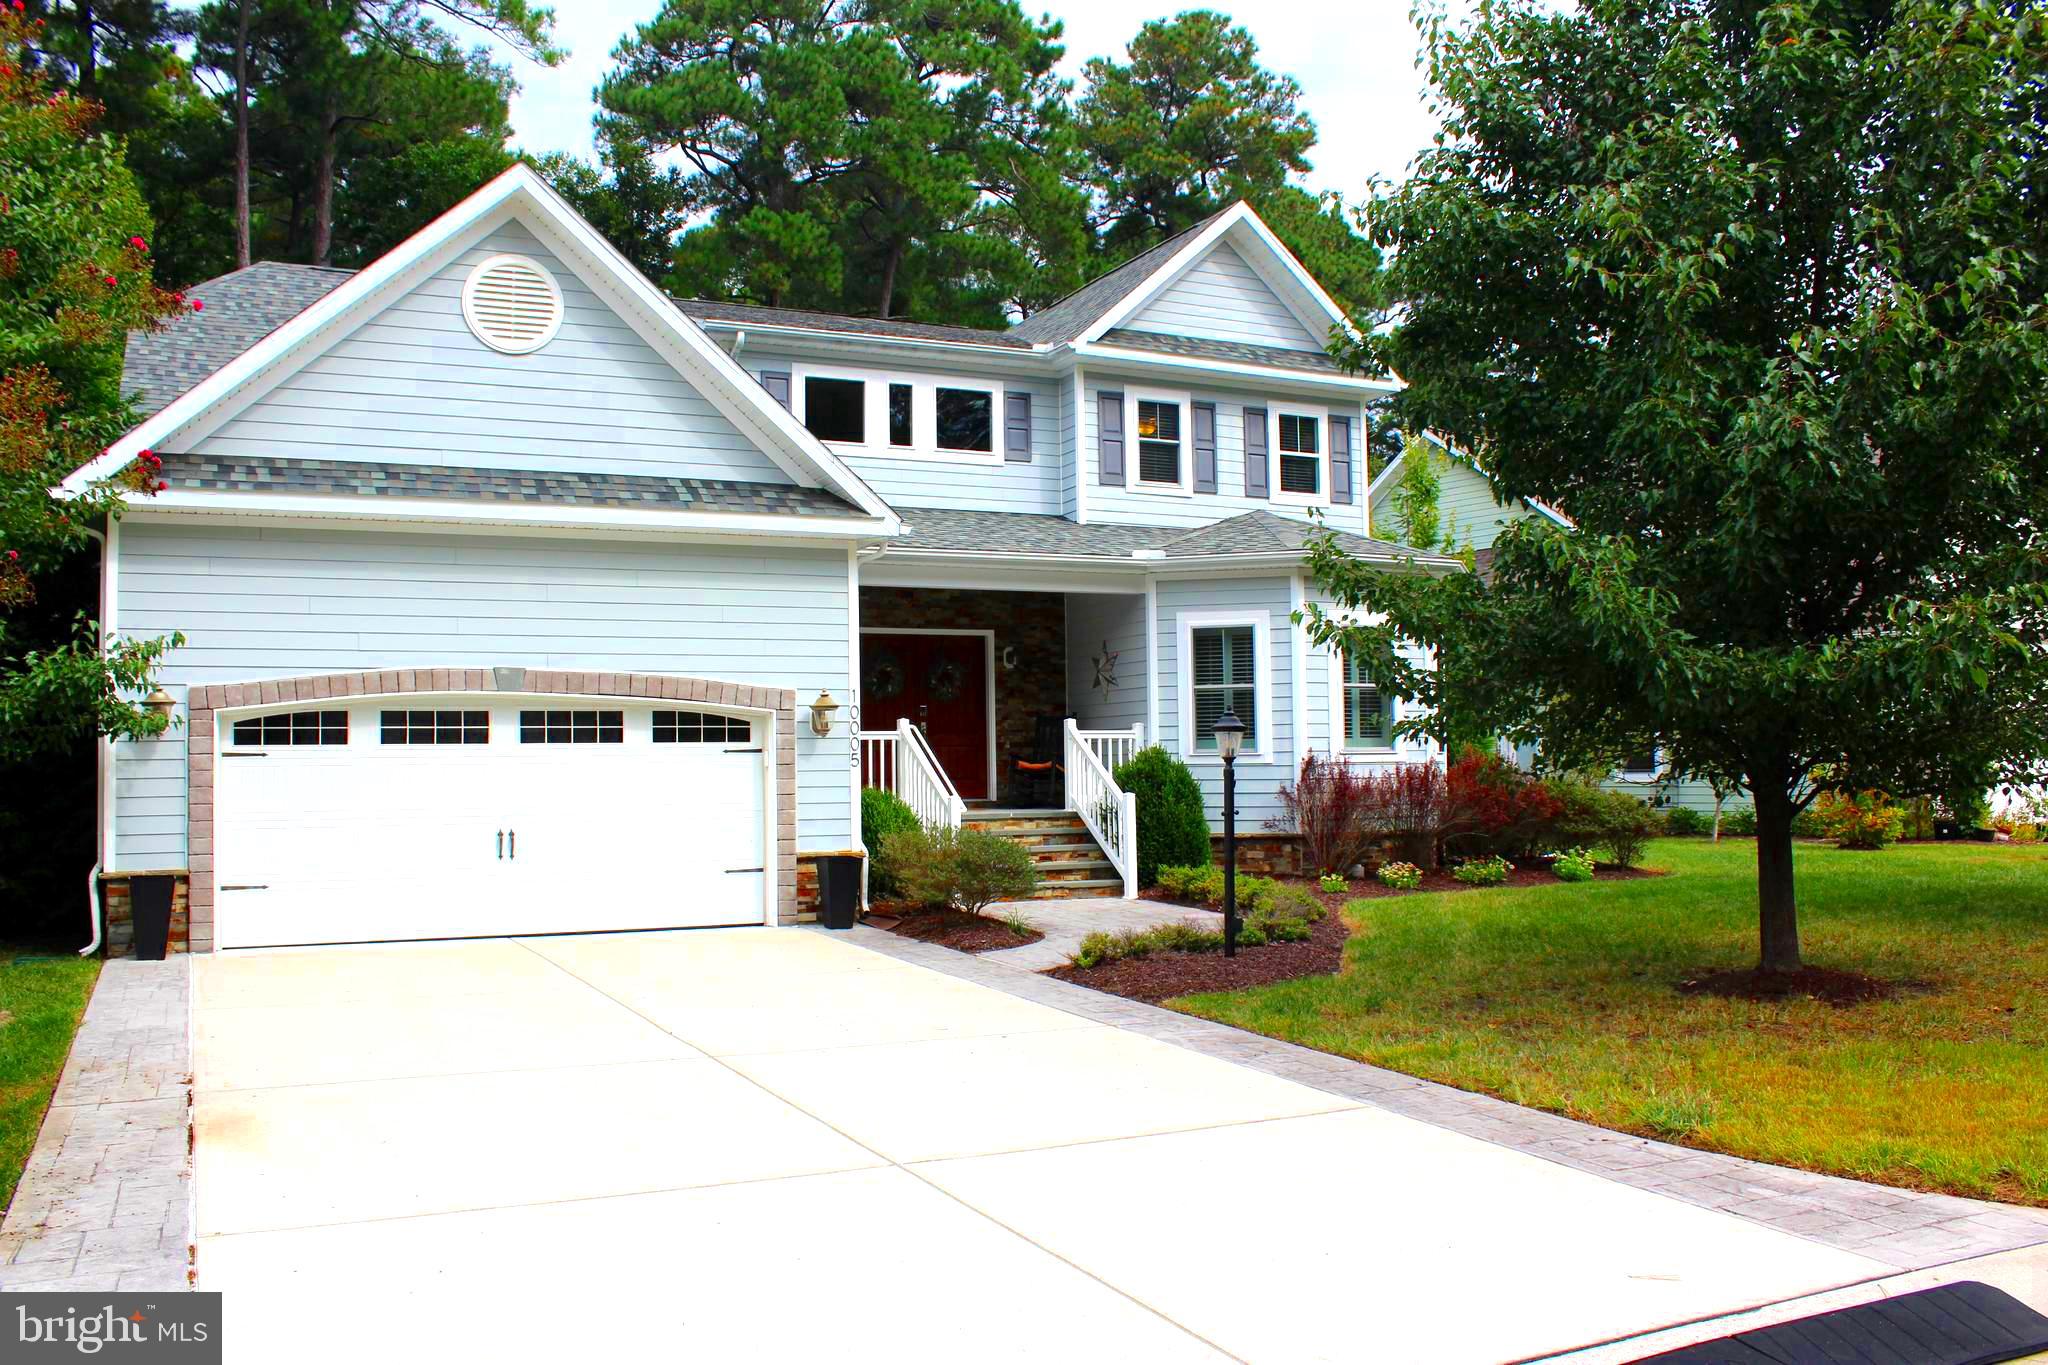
[460,254,563,354]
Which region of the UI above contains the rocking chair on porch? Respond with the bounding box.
[1009,715,1064,808]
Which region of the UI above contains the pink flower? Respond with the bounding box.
[103,275,117,287]
[6,550,17,561]
[190,299,203,312]
[128,236,147,251]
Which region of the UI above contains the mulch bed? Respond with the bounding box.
[868,905,1043,954]
[1678,964,1929,1007]
[1136,862,1655,911]
[1045,907,1350,1003]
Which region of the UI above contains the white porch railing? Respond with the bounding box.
[858,721,965,831]
[1064,719,1140,899]
[1077,723,1145,774]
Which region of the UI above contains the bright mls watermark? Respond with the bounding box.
[6,1295,221,1362]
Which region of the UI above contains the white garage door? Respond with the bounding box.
[214,698,769,949]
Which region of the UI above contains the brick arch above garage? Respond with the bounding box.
[185,667,799,952]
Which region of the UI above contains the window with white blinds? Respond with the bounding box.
[1278,413,1323,496]
[1191,625,1257,751]
[1342,651,1396,749]
[1136,399,1182,485]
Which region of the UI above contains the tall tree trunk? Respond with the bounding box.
[876,239,904,319]
[77,2,97,98]
[1753,783,1802,972]
[233,0,252,269]
[310,92,340,266]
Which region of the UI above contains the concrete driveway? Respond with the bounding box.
[192,928,1888,1363]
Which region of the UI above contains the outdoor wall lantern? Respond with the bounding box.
[809,690,842,737]
[1212,710,1247,957]
[142,687,177,723]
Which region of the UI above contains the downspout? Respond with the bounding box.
[80,523,112,956]
[729,328,747,366]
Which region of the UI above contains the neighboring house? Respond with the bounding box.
[69,165,1459,954]
[1369,434,1747,817]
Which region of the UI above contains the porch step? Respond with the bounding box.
[963,811,1123,899]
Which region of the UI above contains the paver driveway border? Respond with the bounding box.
[829,924,2048,1273]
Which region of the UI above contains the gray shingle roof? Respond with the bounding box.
[891,506,1448,564]
[674,298,1033,349]
[1096,328,1341,373]
[123,262,355,417]
[161,453,862,517]
[1005,210,1232,344]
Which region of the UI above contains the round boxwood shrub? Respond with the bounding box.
[860,787,921,897]
[1113,746,1212,887]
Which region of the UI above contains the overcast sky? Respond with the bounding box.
[488,2,1454,199]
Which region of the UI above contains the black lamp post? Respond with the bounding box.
[1213,710,1246,957]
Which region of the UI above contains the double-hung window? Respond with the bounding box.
[887,383,914,446]
[1136,398,1183,486]
[801,376,865,444]
[1191,625,1258,752]
[935,387,993,453]
[1277,412,1323,497]
[1340,652,1396,750]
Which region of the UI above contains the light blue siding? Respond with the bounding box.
[197,221,791,485]
[1601,773,1753,816]
[1066,591,1148,734]
[1368,453,1538,553]
[110,520,854,868]
[1125,243,1324,351]
[747,350,1062,515]
[1154,576,1297,828]
[1300,583,1441,768]
[1080,373,1368,532]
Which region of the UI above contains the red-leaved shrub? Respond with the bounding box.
[1446,750,1565,859]
[1271,753,1380,876]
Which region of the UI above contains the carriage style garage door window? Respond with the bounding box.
[211,696,769,949]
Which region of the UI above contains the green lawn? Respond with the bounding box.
[1177,839,2048,1206]
[0,952,100,1213]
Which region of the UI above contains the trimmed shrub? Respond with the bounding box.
[1114,747,1211,886]
[1552,847,1597,882]
[1152,865,1325,923]
[1452,853,1512,886]
[1662,807,1710,837]
[1790,808,1828,839]
[879,825,1037,913]
[1377,860,1422,890]
[860,787,921,897]
[1446,749,1564,858]
[1558,785,1660,868]
[1720,806,1758,836]
[1814,791,1906,850]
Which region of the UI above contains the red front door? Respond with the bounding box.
[861,633,990,800]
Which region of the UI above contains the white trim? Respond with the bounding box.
[1072,365,1089,525]
[1175,609,1276,766]
[1270,403,1331,509]
[856,627,998,802]
[1078,203,1354,348]
[847,544,863,903]
[789,361,1007,466]
[60,164,899,532]
[1127,388,1194,496]
[1327,643,1401,757]
[125,489,891,539]
[1144,576,1161,744]
[98,518,120,874]
[874,545,1468,575]
[1290,572,1311,759]
[691,314,1056,357]
[1070,341,1393,395]
[459,253,564,354]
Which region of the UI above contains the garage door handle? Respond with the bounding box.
[509,830,516,860]
[496,830,503,860]
[725,867,763,874]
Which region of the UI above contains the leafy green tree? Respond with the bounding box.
[1308,0,2048,973]
[1073,10,1380,319]
[1387,439,1442,552]
[531,141,689,284]
[0,7,185,758]
[598,0,1085,322]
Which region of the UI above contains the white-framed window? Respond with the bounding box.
[935,386,995,454]
[380,709,489,745]
[1273,405,1328,505]
[1129,390,1192,493]
[1337,651,1397,751]
[652,710,752,744]
[791,364,1004,463]
[1620,746,1660,777]
[1176,610,1273,763]
[230,710,348,747]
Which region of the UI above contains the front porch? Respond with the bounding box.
[855,585,1148,898]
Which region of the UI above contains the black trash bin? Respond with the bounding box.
[128,874,176,961]
[814,854,862,930]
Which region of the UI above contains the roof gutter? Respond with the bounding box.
[687,316,1052,358]
[875,545,1465,574]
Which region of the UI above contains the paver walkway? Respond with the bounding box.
[842,923,2048,1272]
[0,957,191,1291]
[980,896,1221,970]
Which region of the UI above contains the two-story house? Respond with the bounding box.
[70,165,1459,953]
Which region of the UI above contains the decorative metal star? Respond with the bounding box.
[1092,640,1119,691]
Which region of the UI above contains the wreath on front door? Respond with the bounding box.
[927,657,967,703]
[865,650,906,700]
